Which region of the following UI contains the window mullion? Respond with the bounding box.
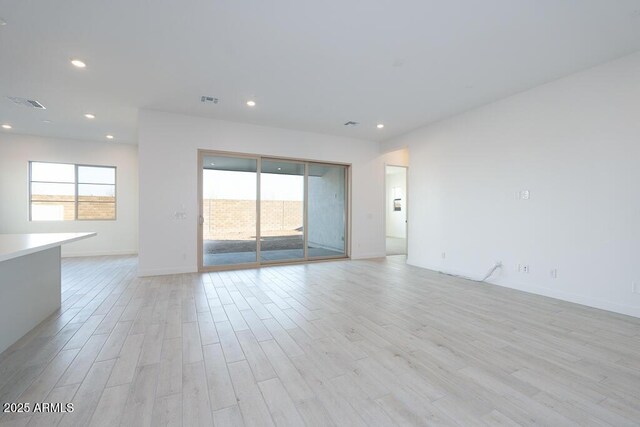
[29,161,33,221]
[75,164,79,220]
[29,161,116,221]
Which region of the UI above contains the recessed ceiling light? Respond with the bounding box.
[1,124,12,129]
[210,163,215,166]
[246,100,256,107]
[377,123,384,129]
[105,134,114,140]
[42,120,52,124]
[71,59,86,68]
[277,167,282,171]
[84,113,95,119]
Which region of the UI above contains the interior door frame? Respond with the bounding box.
[197,149,351,272]
[384,164,409,256]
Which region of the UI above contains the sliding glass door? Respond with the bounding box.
[201,155,258,267]
[260,160,305,263]
[199,151,349,270]
[307,163,347,258]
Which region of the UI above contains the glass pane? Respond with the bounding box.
[78,184,116,203]
[307,163,346,258]
[203,156,258,266]
[78,166,115,184]
[260,160,304,262]
[78,202,116,220]
[31,182,75,202]
[31,162,75,183]
[31,201,75,221]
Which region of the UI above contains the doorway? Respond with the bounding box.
[385,165,407,256]
[198,151,349,271]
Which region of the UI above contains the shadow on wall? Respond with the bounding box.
[308,165,345,252]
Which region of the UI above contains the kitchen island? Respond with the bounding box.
[0,232,96,354]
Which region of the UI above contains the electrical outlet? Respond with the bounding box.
[522,265,530,273]
[550,269,558,279]
[441,252,446,259]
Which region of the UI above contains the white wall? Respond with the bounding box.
[0,134,138,256]
[138,110,393,276]
[385,167,407,238]
[383,51,640,318]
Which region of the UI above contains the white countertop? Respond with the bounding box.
[0,233,97,262]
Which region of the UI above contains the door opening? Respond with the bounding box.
[385,165,407,256]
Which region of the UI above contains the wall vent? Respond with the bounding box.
[7,96,46,109]
[344,121,359,127]
[201,96,219,104]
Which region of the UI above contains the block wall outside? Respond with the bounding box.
[203,199,302,240]
[31,195,116,220]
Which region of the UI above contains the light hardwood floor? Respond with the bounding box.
[1,255,639,426]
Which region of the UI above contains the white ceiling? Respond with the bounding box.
[1,0,640,145]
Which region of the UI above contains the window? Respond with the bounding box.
[29,162,116,221]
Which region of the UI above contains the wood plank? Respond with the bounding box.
[0,255,636,426]
[258,377,305,427]
[182,361,213,427]
[203,343,237,411]
[227,360,275,427]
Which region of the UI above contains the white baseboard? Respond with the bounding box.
[62,250,138,258]
[487,278,640,319]
[137,266,197,277]
[351,252,386,260]
[406,259,640,319]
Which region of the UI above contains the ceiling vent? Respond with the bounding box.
[201,96,219,104]
[344,121,359,127]
[7,96,46,109]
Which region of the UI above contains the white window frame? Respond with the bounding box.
[29,161,117,221]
